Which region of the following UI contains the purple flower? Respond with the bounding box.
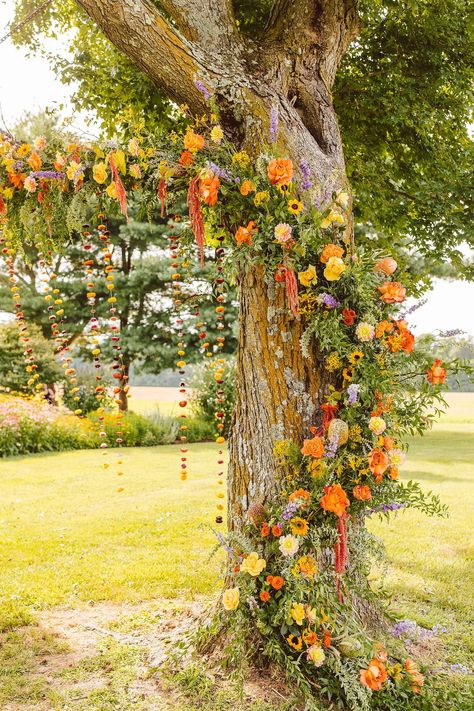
[366,502,405,516]
[194,78,211,100]
[449,663,470,674]
[325,433,338,459]
[400,298,427,317]
[12,160,25,170]
[318,292,341,309]
[269,106,278,143]
[439,329,464,338]
[32,170,65,180]
[347,383,360,405]
[299,159,313,190]
[281,501,299,521]
[206,161,233,182]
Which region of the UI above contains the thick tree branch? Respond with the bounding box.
[158,0,238,49]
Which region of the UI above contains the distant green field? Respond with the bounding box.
[0,392,472,708]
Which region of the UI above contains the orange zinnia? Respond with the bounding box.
[427,359,447,384]
[320,243,344,264]
[353,485,372,501]
[199,173,220,206]
[368,448,389,481]
[320,484,349,517]
[271,524,283,537]
[360,658,387,691]
[259,590,270,602]
[270,575,285,590]
[301,435,324,458]
[378,281,406,304]
[235,220,257,246]
[267,158,293,186]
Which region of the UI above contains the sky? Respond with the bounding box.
[0,1,473,337]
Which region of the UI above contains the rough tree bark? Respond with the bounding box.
[74,0,359,527]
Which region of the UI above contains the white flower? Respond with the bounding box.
[307,645,326,666]
[390,448,406,467]
[279,534,299,557]
[356,322,375,342]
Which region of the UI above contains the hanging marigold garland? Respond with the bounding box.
[212,239,227,525]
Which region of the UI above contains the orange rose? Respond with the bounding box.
[320,484,349,517]
[183,129,205,153]
[301,435,324,458]
[259,590,270,602]
[267,158,293,186]
[382,436,395,451]
[240,179,255,196]
[388,467,399,480]
[289,488,311,503]
[427,359,447,384]
[378,281,406,304]
[360,659,387,691]
[368,448,390,481]
[375,257,397,275]
[235,220,257,246]
[199,173,220,206]
[179,150,194,166]
[353,485,372,501]
[270,575,285,590]
[320,243,344,264]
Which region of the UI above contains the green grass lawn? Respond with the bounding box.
[0,393,473,709]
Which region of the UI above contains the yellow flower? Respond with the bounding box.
[369,416,386,436]
[279,534,300,557]
[66,160,82,182]
[287,634,303,650]
[232,151,250,167]
[93,162,107,184]
[288,198,303,215]
[222,587,240,611]
[290,602,306,626]
[349,424,363,442]
[113,149,127,174]
[17,143,31,157]
[128,138,140,156]
[323,256,346,281]
[356,321,375,341]
[210,125,224,143]
[307,645,325,666]
[321,207,345,229]
[325,352,341,372]
[349,350,364,365]
[297,554,318,577]
[298,265,317,287]
[336,191,349,210]
[106,182,117,199]
[254,190,269,207]
[310,459,326,478]
[290,517,309,536]
[129,163,141,179]
[240,551,266,576]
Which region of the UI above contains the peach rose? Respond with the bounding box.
[368,448,390,481]
[267,158,293,186]
[375,257,397,275]
[320,484,349,517]
[301,435,324,458]
[378,281,406,304]
[353,485,372,501]
[427,359,447,384]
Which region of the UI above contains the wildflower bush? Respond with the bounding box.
[0,117,471,709]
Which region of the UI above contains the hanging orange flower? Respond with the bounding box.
[360,658,388,691]
[427,359,447,384]
[267,158,293,186]
[199,173,220,205]
[320,484,349,517]
[353,485,372,501]
[320,243,344,264]
[301,435,324,458]
[404,658,425,693]
[235,220,257,246]
[368,448,390,481]
[378,281,406,304]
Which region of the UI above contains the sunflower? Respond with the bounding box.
[342,366,353,381]
[288,198,303,215]
[287,634,303,651]
[277,183,290,194]
[290,516,309,536]
[349,350,364,365]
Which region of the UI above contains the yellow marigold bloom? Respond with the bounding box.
[254,190,269,206]
[210,125,224,143]
[106,182,117,199]
[349,424,363,442]
[93,162,107,184]
[298,265,317,287]
[288,198,303,215]
[323,256,346,281]
[222,587,240,611]
[325,352,341,372]
[290,517,309,536]
[240,551,266,576]
[290,602,306,626]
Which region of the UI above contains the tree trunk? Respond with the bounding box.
[117,359,129,413]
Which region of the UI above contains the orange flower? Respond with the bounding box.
[323,630,331,648]
[427,359,447,384]
[301,435,324,458]
[199,173,220,206]
[179,150,194,166]
[320,243,344,264]
[404,658,424,693]
[240,179,255,196]
[375,257,397,275]
[269,575,285,590]
[382,436,395,451]
[8,172,25,189]
[271,524,283,537]
[375,320,394,338]
[27,150,42,171]
[298,554,318,577]
[261,522,270,537]
[320,484,349,517]
[235,220,257,246]
[360,658,388,691]
[388,467,399,480]
[378,281,406,304]
[353,485,372,501]
[183,128,205,152]
[368,448,390,481]
[302,630,319,646]
[289,488,311,503]
[267,158,293,186]
[259,590,270,602]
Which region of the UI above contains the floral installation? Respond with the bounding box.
[0,105,471,710]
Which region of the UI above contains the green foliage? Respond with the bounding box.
[62,365,113,414]
[0,321,62,391]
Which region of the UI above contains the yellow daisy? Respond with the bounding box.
[349,350,364,365]
[288,198,303,215]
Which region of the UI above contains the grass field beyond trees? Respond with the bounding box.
[0,393,473,709]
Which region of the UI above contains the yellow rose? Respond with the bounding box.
[290,602,306,626]
[66,160,82,182]
[240,551,266,576]
[93,162,107,184]
[298,265,317,287]
[323,256,346,281]
[210,125,224,143]
[222,587,240,611]
[106,181,117,199]
[307,645,325,666]
[368,416,386,436]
